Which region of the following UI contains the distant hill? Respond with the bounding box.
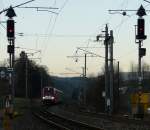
[51,76,88,98]
[51,71,150,96]
[120,71,150,81]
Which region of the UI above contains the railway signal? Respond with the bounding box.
[136,5,147,40]
[5,6,16,118]
[136,18,147,40]
[108,4,148,116]
[7,19,15,38]
[109,5,147,81]
[139,48,146,57]
[135,5,147,92]
[7,45,14,53]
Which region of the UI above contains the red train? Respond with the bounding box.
[41,86,63,105]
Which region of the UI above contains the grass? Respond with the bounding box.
[13,98,31,117]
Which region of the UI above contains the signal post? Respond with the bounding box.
[135,5,147,118]
[6,6,16,116]
[136,5,147,90]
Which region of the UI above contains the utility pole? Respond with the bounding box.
[96,25,115,114]
[20,51,28,98]
[40,70,43,97]
[96,24,109,113]
[84,54,87,78]
[25,56,28,99]
[117,61,120,110]
[109,30,114,114]
[20,51,41,99]
[104,24,109,113]
[82,67,85,77]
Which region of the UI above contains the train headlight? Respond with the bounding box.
[147,108,150,114]
[51,96,54,100]
[42,97,46,99]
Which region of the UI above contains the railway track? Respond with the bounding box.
[32,107,104,130]
[79,110,150,126]
[56,105,150,129]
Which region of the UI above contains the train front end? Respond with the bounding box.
[42,87,55,105]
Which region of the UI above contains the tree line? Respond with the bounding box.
[0,51,52,98]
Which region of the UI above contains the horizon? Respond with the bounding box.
[0,0,150,77]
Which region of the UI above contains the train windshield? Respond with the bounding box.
[44,87,54,95]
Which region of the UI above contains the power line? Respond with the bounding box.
[41,0,58,62]
[58,0,69,13]
[0,23,6,30]
[67,55,102,58]
[41,8,58,60]
[18,6,59,14]
[0,0,36,37]
[0,0,36,14]
[15,33,95,37]
[15,46,41,52]
[14,0,36,8]
[144,0,150,4]
[76,46,104,49]
[41,0,70,60]
[33,0,58,62]
[18,6,58,9]
[65,67,83,76]
[76,47,106,59]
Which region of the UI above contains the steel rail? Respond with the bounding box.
[77,109,150,126]
[33,110,70,130]
[43,109,103,130]
[33,108,104,130]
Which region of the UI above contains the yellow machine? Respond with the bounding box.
[130,92,150,117]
